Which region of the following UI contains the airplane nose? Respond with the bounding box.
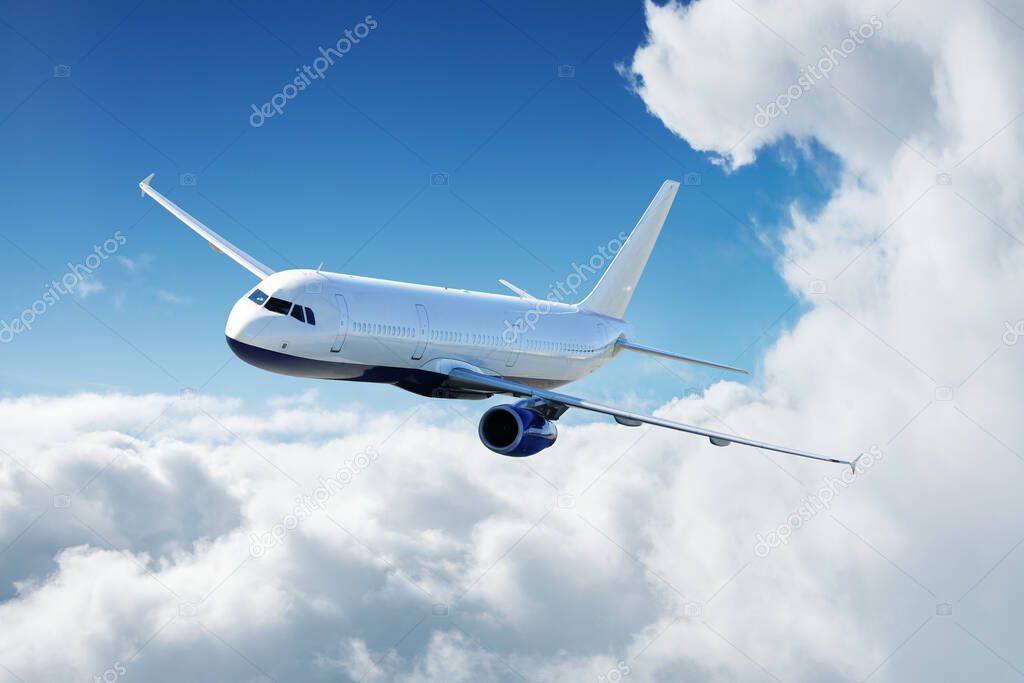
[225,297,260,343]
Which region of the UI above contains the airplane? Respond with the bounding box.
[139,173,861,471]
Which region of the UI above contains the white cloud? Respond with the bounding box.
[0,393,685,681]
[73,278,105,299]
[2,1,1024,681]
[154,289,190,305]
[117,253,154,272]
[618,0,1024,678]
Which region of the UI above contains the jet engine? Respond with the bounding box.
[478,401,558,456]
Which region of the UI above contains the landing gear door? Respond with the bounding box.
[412,304,429,360]
[330,294,348,353]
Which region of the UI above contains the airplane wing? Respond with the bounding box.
[615,339,748,374]
[498,279,537,300]
[446,367,861,470]
[138,173,275,279]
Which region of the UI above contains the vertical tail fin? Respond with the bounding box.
[579,180,679,319]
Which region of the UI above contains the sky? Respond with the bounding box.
[2,1,1024,682]
[0,0,838,411]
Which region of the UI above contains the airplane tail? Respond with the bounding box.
[578,180,679,319]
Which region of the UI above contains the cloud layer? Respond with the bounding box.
[3,0,1024,681]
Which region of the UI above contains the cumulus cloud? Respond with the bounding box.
[3,1,1024,681]
[0,393,684,681]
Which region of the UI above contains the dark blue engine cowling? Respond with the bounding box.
[478,401,558,456]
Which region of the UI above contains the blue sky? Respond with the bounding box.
[1,0,838,409]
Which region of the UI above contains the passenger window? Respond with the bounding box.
[305,307,315,325]
[290,304,305,323]
[265,297,291,314]
[248,289,268,305]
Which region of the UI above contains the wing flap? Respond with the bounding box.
[447,368,858,469]
[139,173,274,279]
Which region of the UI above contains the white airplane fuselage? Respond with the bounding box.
[226,268,632,398]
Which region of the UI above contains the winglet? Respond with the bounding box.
[850,453,865,474]
[139,172,155,197]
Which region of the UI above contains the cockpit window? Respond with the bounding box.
[264,297,291,314]
[248,288,269,305]
[261,293,316,325]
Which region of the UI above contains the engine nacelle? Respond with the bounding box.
[478,402,558,456]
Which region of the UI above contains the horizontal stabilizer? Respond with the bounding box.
[615,339,748,374]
